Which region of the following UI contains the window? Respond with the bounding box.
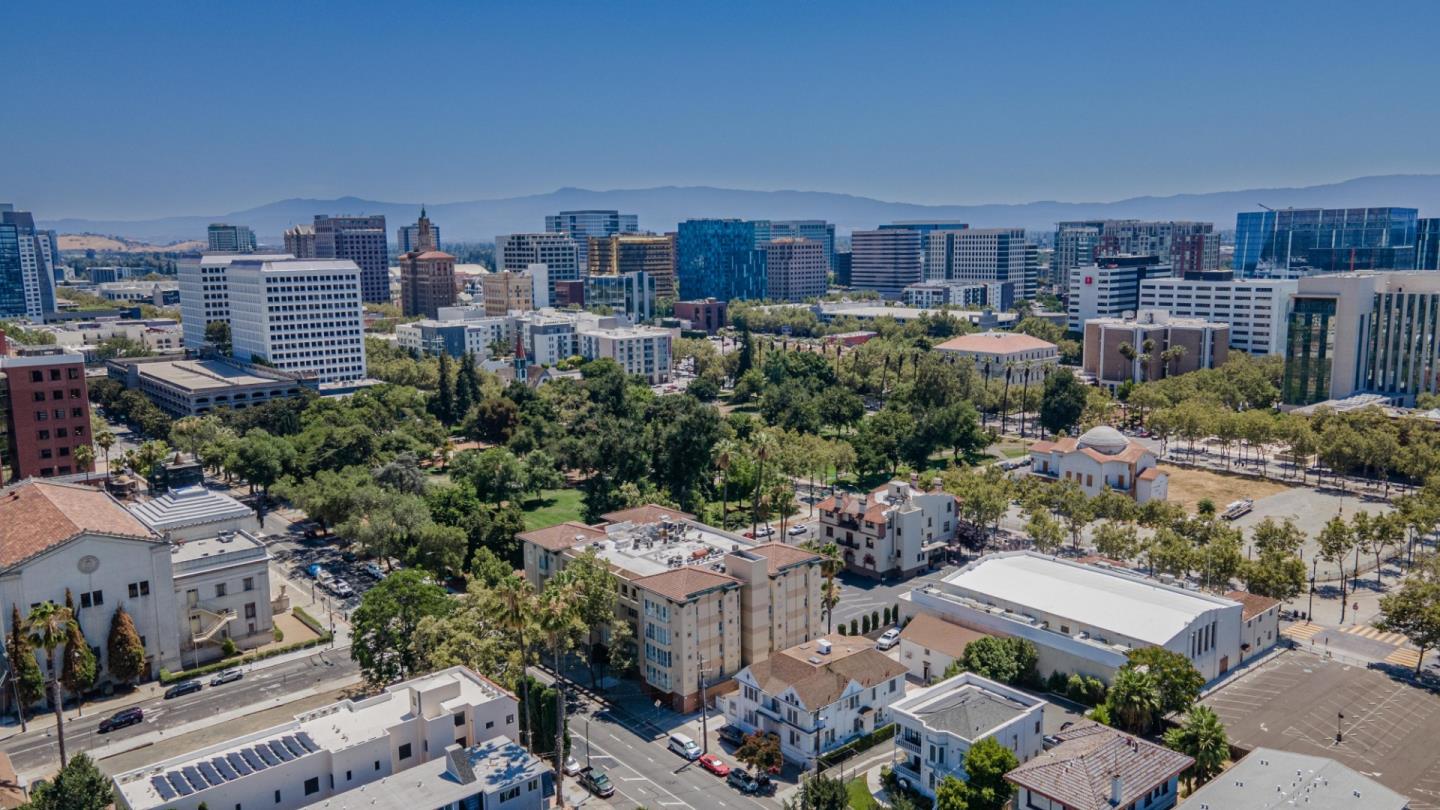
[215,583,227,598]
[32,392,45,403]
[244,577,255,592]
[245,603,256,619]
[506,714,514,725]
[499,786,521,801]
[29,371,41,383]
[345,770,352,782]
[454,712,465,726]
[274,789,281,804]
[79,590,103,608]
[398,743,412,760]
[37,430,49,441]
[304,777,319,795]
[128,581,152,598]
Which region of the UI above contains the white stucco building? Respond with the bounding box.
[113,666,526,810]
[901,552,1250,684]
[891,672,1047,799]
[226,258,368,382]
[1028,426,1167,503]
[130,485,259,542]
[721,636,908,768]
[818,479,956,580]
[180,253,293,349]
[934,331,1059,376]
[1139,276,1296,356]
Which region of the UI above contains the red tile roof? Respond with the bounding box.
[632,567,738,602]
[1005,723,1192,810]
[600,504,695,526]
[1137,467,1164,481]
[1225,590,1281,621]
[935,332,1058,355]
[0,480,156,570]
[517,521,606,552]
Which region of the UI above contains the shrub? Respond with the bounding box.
[273,626,284,643]
[1047,671,1069,694]
[221,637,238,658]
[850,618,859,635]
[292,606,326,635]
[862,614,873,634]
[159,633,333,684]
[1066,674,1087,702]
[837,625,848,636]
[871,609,881,629]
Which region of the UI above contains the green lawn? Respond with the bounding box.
[846,777,879,810]
[521,488,586,530]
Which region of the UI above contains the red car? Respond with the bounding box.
[698,753,731,777]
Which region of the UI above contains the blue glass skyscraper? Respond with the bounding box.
[675,219,769,301]
[1233,207,1418,276]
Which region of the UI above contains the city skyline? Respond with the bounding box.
[5,0,1440,219]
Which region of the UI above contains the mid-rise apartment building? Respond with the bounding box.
[519,510,822,712]
[546,209,639,270]
[902,280,1014,311]
[1051,224,1100,289]
[588,233,676,299]
[1066,255,1173,332]
[578,324,672,384]
[395,315,514,361]
[1137,274,1296,356]
[111,666,527,810]
[226,258,368,382]
[1082,309,1229,387]
[766,237,828,301]
[850,229,922,298]
[0,204,58,319]
[0,336,91,481]
[481,270,537,315]
[311,215,389,303]
[674,299,727,334]
[496,233,579,301]
[818,479,956,580]
[283,225,317,259]
[180,253,294,349]
[675,219,769,302]
[1282,271,1440,406]
[1234,207,1419,277]
[722,636,908,768]
[206,223,257,254]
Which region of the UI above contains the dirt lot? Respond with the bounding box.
[1160,464,1292,513]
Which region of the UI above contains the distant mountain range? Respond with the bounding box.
[41,174,1440,245]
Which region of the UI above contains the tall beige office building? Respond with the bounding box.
[588,234,677,299]
[481,272,535,316]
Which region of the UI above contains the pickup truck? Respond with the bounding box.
[578,766,614,798]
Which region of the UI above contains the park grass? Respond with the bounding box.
[521,488,586,530]
[846,777,879,810]
[1160,464,1292,513]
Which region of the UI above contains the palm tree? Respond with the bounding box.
[1000,362,1015,436]
[536,581,582,801]
[494,576,536,751]
[1116,341,1137,386]
[1106,668,1161,735]
[1139,338,1156,383]
[807,541,843,633]
[24,602,76,766]
[751,434,775,538]
[1161,344,1188,379]
[1163,705,1228,790]
[73,444,95,475]
[1018,361,1035,438]
[93,425,115,479]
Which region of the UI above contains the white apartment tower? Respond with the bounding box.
[226,258,367,382]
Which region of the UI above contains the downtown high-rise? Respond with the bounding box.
[849,229,921,298]
[765,237,828,302]
[312,215,390,303]
[675,219,769,301]
[1054,220,1216,287]
[397,218,442,253]
[1234,207,1418,277]
[924,227,1037,300]
[207,223,257,253]
[398,210,456,318]
[496,233,580,301]
[588,233,677,299]
[545,210,638,270]
[0,204,58,319]
[769,220,837,271]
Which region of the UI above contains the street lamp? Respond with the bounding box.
[1309,556,1319,621]
[1336,711,1345,744]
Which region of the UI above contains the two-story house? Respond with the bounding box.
[818,478,955,580]
[1004,723,1191,810]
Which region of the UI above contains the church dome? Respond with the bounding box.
[1076,426,1129,455]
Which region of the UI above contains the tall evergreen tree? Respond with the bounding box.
[106,607,147,685]
[456,353,481,418]
[61,621,97,714]
[433,351,456,424]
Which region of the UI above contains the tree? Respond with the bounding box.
[453,447,526,503]
[8,604,43,729]
[350,570,453,686]
[1251,517,1306,558]
[556,550,621,687]
[934,775,971,810]
[1163,705,1228,791]
[1241,551,1307,602]
[1092,520,1140,561]
[60,620,97,717]
[226,428,296,516]
[24,602,76,766]
[433,351,456,423]
[535,579,584,801]
[1104,667,1162,735]
[795,772,848,810]
[1317,515,1355,622]
[72,444,94,473]
[493,575,536,750]
[1376,555,1440,675]
[93,424,116,479]
[962,736,1020,810]
[19,752,113,810]
[204,320,232,355]
[1122,647,1204,715]
[1026,510,1065,555]
[1038,371,1087,435]
[735,731,783,775]
[954,637,1038,686]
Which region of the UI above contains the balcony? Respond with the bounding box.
[897,732,922,754]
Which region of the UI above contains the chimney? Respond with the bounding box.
[1110,774,1122,806]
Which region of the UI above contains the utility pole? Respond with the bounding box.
[586,717,592,768]
[698,653,713,755]
[1309,555,1318,621]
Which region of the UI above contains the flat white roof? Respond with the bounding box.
[587,519,752,578]
[940,552,1237,646]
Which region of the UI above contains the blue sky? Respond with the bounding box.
[5,0,1440,219]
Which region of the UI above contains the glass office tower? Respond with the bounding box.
[1282,296,1340,405]
[1234,208,1418,276]
[1418,218,1440,271]
[675,219,768,302]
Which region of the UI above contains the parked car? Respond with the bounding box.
[1043,734,1063,750]
[698,753,730,776]
[98,707,144,733]
[164,680,203,699]
[753,526,775,539]
[563,756,581,776]
[578,767,614,798]
[329,580,354,598]
[727,768,761,794]
[718,725,746,746]
[210,668,244,686]
[668,733,701,760]
[787,524,808,536]
[876,627,901,650]
[363,562,385,580]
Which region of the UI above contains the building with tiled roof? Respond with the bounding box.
[897,613,989,683]
[1004,722,1192,810]
[934,331,1060,376]
[1225,589,1281,665]
[722,636,909,768]
[892,672,1047,800]
[817,478,956,580]
[1028,426,1168,503]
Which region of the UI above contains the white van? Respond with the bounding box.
[668,733,701,760]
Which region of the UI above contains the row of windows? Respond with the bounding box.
[26,367,81,382]
[30,388,83,402]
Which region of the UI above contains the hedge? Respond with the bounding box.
[159,633,333,684]
[293,606,327,636]
[818,723,895,769]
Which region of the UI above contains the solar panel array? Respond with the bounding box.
[152,732,322,797]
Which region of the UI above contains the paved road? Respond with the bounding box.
[830,567,953,629]
[0,649,357,775]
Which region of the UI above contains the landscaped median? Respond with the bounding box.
[158,608,334,684]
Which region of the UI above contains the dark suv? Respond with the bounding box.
[98,707,144,733]
[164,680,202,699]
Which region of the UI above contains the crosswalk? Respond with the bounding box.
[1386,647,1424,669]
[1339,624,1411,646]
[1282,622,1324,642]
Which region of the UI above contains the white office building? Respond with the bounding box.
[496,233,579,300]
[1138,276,1296,356]
[1067,257,1173,332]
[180,253,293,349]
[226,258,367,382]
[927,228,1038,300]
[901,551,1252,684]
[296,736,550,810]
[891,672,1047,800]
[112,666,525,810]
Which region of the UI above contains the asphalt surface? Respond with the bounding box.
[0,646,356,775]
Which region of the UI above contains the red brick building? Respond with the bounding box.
[674,298,727,333]
[0,331,93,483]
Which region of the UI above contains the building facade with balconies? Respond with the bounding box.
[817,479,956,580]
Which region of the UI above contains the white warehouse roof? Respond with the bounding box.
[940,552,1238,646]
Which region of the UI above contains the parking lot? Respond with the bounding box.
[1201,650,1440,809]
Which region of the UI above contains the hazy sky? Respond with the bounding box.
[6,0,1440,219]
